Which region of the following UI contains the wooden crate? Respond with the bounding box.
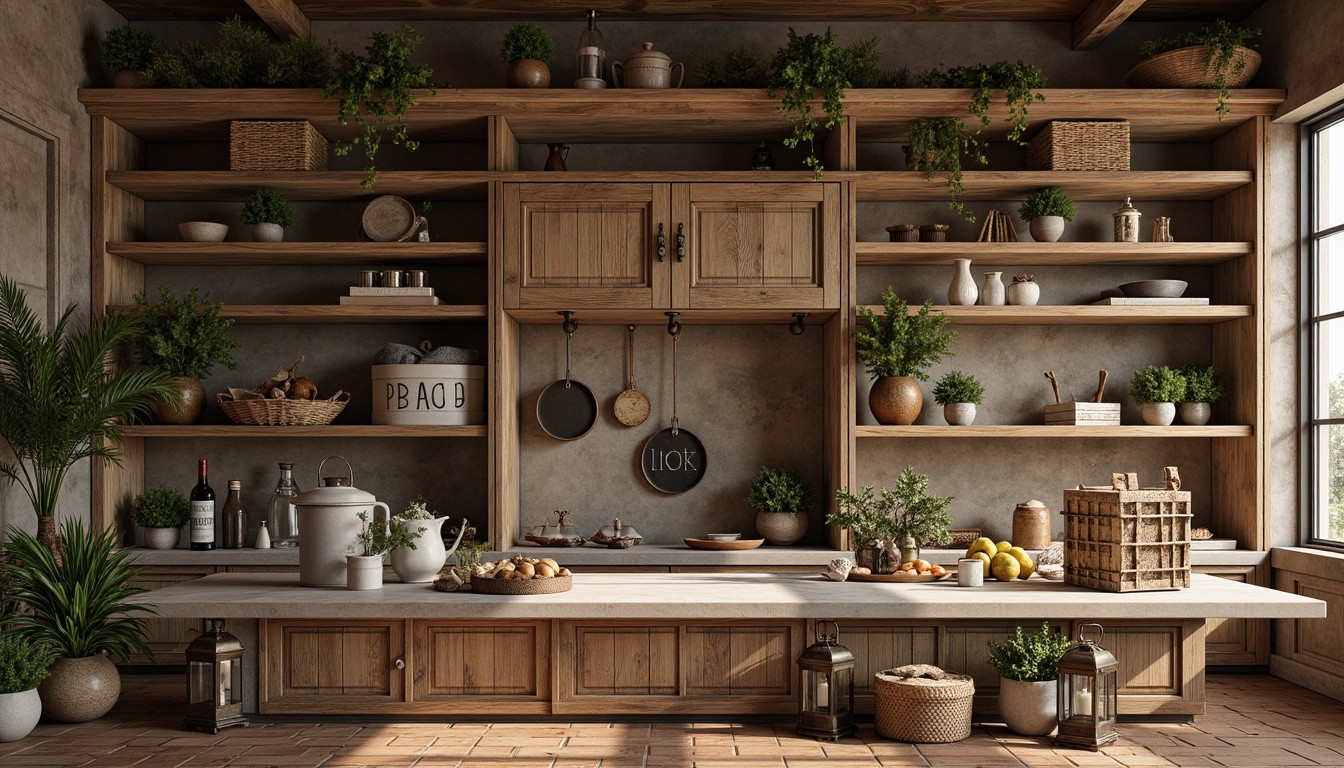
[1027,120,1130,171]
[1063,473,1190,592]
[1044,402,1120,425]
[230,120,328,171]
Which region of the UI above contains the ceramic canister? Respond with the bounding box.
[293,457,390,586]
[612,43,684,89]
[1011,500,1052,550]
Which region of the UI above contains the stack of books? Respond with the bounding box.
[339,286,441,306]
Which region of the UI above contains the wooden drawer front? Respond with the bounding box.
[127,567,214,665]
[1197,566,1267,665]
[684,625,793,696]
[575,626,677,696]
[265,621,404,706]
[415,622,548,698]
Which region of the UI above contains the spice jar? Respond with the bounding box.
[1112,197,1141,242]
[1011,500,1051,550]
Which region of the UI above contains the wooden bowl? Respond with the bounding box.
[849,571,950,583]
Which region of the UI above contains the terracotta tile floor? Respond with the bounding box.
[2,674,1343,767]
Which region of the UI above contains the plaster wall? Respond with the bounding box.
[1250,0,1344,121]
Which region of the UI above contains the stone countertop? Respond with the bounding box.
[135,572,1324,621]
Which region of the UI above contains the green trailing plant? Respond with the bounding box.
[921,61,1046,143]
[853,287,956,381]
[131,485,190,530]
[746,467,814,514]
[0,274,176,551]
[0,631,57,694]
[501,23,555,63]
[266,34,335,88]
[933,370,985,406]
[1018,187,1077,222]
[100,25,162,73]
[694,47,770,88]
[1139,19,1261,119]
[1130,365,1187,404]
[768,27,852,179]
[986,622,1072,682]
[829,466,952,546]
[131,285,240,380]
[1179,364,1227,404]
[241,187,297,227]
[0,519,155,661]
[324,27,436,190]
[908,117,985,222]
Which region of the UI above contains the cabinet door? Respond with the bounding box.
[126,567,214,665]
[262,620,405,714]
[671,183,840,309]
[504,183,670,309]
[1197,566,1269,665]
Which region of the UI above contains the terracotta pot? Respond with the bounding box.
[38,655,120,723]
[0,689,41,741]
[755,510,808,546]
[870,376,922,425]
[143,527,180,550]
[506,59,551,88]
[114,70,146,88]
[152,377,206,425]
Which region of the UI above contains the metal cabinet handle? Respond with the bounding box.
[394,655,405,670]
[676,223,686,262]
[656,223,667,262]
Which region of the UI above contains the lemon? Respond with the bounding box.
[991,552,1021,581]
[996,540,1012,553]
[967,537,997,558]
[1007,547,1035,579]
[970,551,992,573]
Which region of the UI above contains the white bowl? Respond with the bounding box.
[704,533,741,542]
[179,221,229,242]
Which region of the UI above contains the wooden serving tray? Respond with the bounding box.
[684,537,764,551]
[470,574,572,594]
[849,571,951,583]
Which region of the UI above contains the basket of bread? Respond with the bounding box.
[469,555,573,594]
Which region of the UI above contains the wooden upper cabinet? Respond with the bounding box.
[503,182,841,311]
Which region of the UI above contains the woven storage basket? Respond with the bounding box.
[230,120,329,171]
[874,664,974,743]
[217,392,348,426]
[1027,121,1130,171]
[471,574,572,595]
[1126,46,1261,89]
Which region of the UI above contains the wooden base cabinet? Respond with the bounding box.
[1197,565,1270,666]
[262,620,406,714]
[412,621,551,714]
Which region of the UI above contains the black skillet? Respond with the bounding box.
[536,312,597,441]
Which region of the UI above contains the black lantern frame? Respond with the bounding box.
[797,620,856,741]
[1056,622,1119,750]
[185,618,249,733]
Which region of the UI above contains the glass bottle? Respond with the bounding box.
[222,480,247,549]
[269,462,301,548]
[575,9,607,88]
[189,459,215,551]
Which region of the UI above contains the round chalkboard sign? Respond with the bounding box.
[641,427,706,494]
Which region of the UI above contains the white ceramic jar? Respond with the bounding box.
[957,558,984,587]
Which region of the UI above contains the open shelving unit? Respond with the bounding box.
[106,241,488,266]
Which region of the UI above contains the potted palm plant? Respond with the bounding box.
[1130,365,1187,426]
[746,467,814,546]
[0,629,57,742]
[131,285,240,425]
[501,23,554,88]
[131,486,190,550]
[933,370,985,426]
[0,519,154,723]
[854,287,956,425]
[0,275,175,552]
[1018,187,1076,243]
[1178,364,1226,426]
[987,622,1072,736]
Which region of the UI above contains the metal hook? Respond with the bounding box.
[558,310,578,335]
[664,311,681,337]
[789,312,810,335]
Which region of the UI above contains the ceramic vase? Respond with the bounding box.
[1007,280,1041,306]
[943,403,977,426]
[0,689,41,741]
[507,59,551,88]
[870,376,922,425]
[755,511,808,546]
[980,272,1006,306]
[39,655,120,723]
[1029,216,1065,243]
[1142,402,1177,426]
[948,258,978,305]
[999,678,1057,736]
[1179,402,1212,426]
[252,223,284,242]
[390,516,449,583]
[143,527,180,550]
[346,555,384,590]
[152,376,205,425]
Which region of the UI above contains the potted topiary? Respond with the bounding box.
[933,370,985,426]
[1130,365,1187,426]
[986,622,1072,736]
[830,466,952,569]
[1130,19,1262,120]
[132,285,240,425]
[854,287,957,425]
[1018,187,1077,243]
[0,519,155,723]
[100,25,161,88]
[1178,364,1226,426]
[131,486,190,550]
[501,23,555,88]
[746,467,815,546]
[241,187,296,242]
[0,629,57,742]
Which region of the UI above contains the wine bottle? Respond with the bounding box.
[222,480,246,549]
[190,459,216,551]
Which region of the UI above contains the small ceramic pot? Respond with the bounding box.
[999,677,1058,736]
[347,555,384,590]
[152,377,206,425]
[1007,280,1041,306]
[114,70,147,88]
[252,223,284,242]
[39,654,120,723]
[143,527,181,550]
[943,403,977,426]
[755,510,808,546]
[506,59,551,88]
[870,376,922,425]
[1142,402,1177,426]
[0,689,41,741]
[1180,402,1212,426]
[179,221,228,242]
[1029,215,1065,243]
[611,42,684,89]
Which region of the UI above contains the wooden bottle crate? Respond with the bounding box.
[1063,470,1191,592]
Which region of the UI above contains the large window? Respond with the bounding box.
[1308,107,1344,546]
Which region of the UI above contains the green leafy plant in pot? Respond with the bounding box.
[502,22,555,88]
[933,370,984,426]
[1132,19,1262,120]
[131,485,190,550]
[0,519,155,723]
[987,622,1072,736]
[0,274,176,552]
[132,285,239,425]
[100,25,162,88]
[854,287,956,425]
[0,628,57,742]
[346,509,404,591]
[1177,364,1226,426]
[1130,365,1187,426]
[241,187,296,242]
[830,466,952,569]
[1018,187,1076,243]
[746,467,815,546]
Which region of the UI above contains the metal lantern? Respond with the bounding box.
[185,619,248,733]
[797,620,856,741]
[1056,623,1119,750]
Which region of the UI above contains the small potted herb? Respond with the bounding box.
[987,622,1072,736]
[131,285,240,424]
[241,187,296,242]
[1130,365,1187,426]
[694,48,769,88]
[932,370,985,426]
[1132,19,1262,120]
[347,509,395,591]
[100,25,161,88]
[830,467,952,569]
[131,486,190,550]
[501,23,555,88]
[1178,364,1226,426]
[746,467,815,546]
[1018,187,1077,243]
[0,630,58,742]
[854,287,957,425]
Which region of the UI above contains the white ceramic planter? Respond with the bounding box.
[142,527,180,550]
[755,510,808,546]
[943,402,977,426]
[1029,216,1065,243]
[1179,402,1212,426]
[372,364,486,426]
[0,689,41,741]
[346,555,384,590]
[999,677,1057,736]
[1142,402,1177,426]
[1007,280,1040,306]
[251,222,284,242]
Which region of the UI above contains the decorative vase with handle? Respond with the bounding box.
[544,143,569,171]
[948,258,977,305]
[390,516,468,583]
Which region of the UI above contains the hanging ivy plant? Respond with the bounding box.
[908,117,985,222]
[1139,19,1261,120]
[768,28,852,180]
[907,61,1047,143]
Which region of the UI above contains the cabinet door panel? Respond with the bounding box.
[1197,566,1268,665]
[414,621,548,699]
[262,620,404,713]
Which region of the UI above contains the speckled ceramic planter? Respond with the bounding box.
[1142,402,1177,426]
[870,376,922,425]
[1029,216,1065,243]
[0,689,41,741]
[251,223,284,242]
[755,511,808,546]
[152,376,205,425]
[943,402,977,426]
[1179,402,1212,426]
[38,655,120,723]
[507,59,551,88]
[143,527,180,550]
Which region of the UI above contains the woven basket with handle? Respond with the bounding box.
[217,392,348,426]
[874,664,975,743]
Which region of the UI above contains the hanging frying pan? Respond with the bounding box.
[537,312,597,441]
[614,325,651,427]
[641,316,706,494]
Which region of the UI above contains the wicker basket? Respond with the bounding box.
[216,392,349,426]
[1126,46,1261,89]
[230,120,329,171]
[1027,121,1130,171]
[471,574,572,595]
[874,664,974,743]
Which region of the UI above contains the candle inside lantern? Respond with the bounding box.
[1074,683,1093,717]
[219,659,233,706]
[816,672,830,712]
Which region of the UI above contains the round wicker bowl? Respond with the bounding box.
[874,664,975,743]
[1126,46,1261,89]
[471,574,572,595]
[217,392,349,426]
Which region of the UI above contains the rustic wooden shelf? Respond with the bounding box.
[506,308,840,325]
[121,425,487,438]
[857,304,1252,325]
[108,304,488,324]
[856,425,1254,438]
[106,171,491,201]
[849,171,1253,202]
[106,241,487,266]
[855,241,1254,266]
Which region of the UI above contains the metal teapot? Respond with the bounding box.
[293,456,390,587]
[612,43,684,89]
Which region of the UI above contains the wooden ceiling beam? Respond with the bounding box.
[244,0,308,39]
[1073,0,1147,49]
